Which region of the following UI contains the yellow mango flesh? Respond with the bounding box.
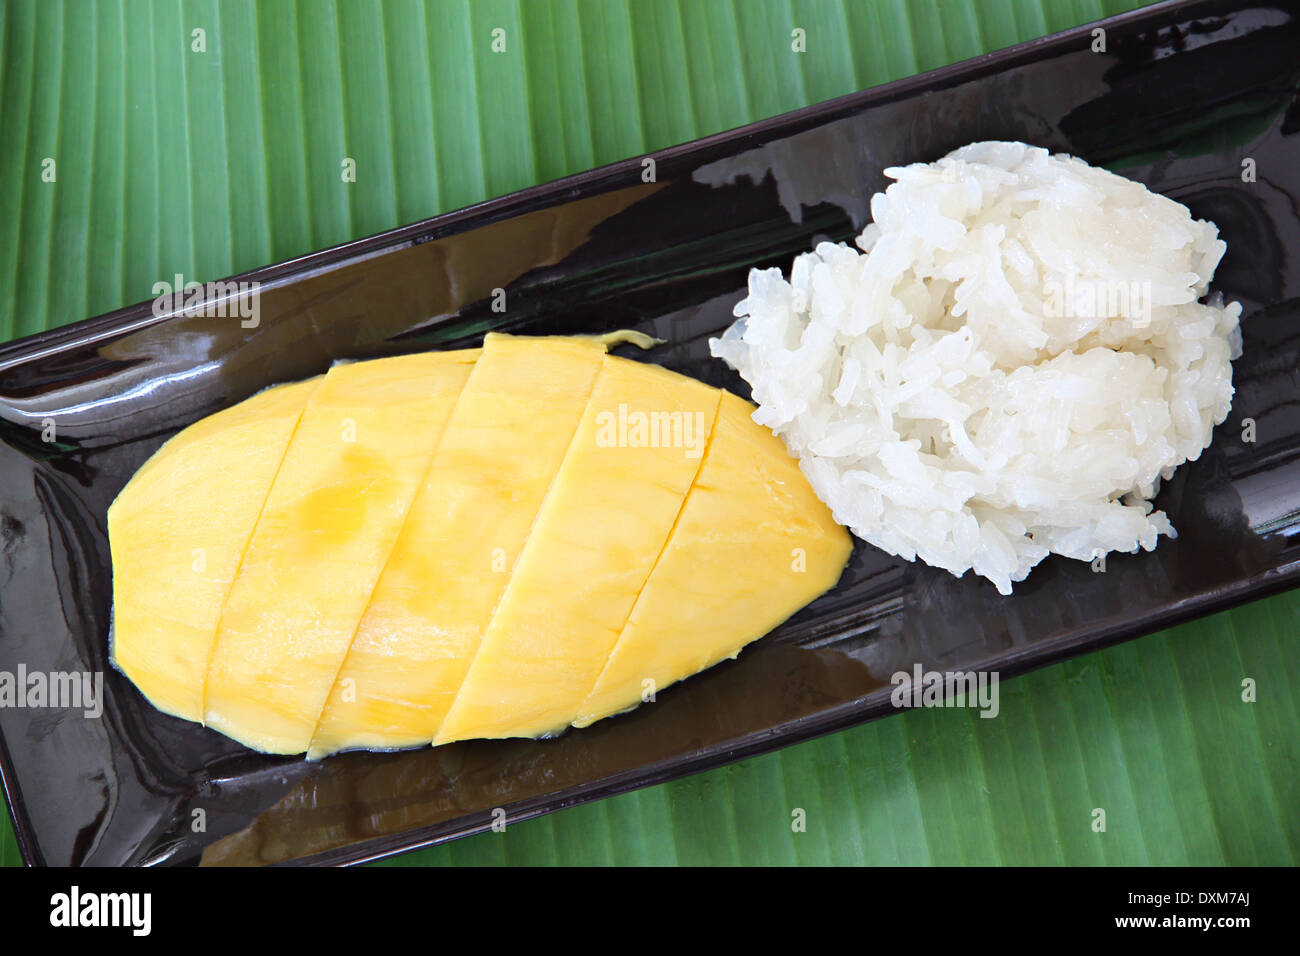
[202,351,475,754]
[108,378,320,721]
[307,334,605,757]
[110,334,853,757]
[434,354,721,744]
[574,391,854,727]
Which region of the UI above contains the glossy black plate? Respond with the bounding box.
[2,0,1298,866]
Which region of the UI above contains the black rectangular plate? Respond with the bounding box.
[1,0,1298,866]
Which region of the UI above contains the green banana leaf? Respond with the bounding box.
[1,0,1295,867]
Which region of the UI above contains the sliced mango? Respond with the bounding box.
[109,334,854,758]
[108,377,320,721]
[201,351,475,754]
[575,391,853,727]
[434,354,721,744]
[307,334,605,757]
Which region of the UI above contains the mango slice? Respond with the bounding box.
[202,351,475,754]
[574,391,854,727]
[108,377,320,721]
[434,355,721,744]
[307,334,605,757]
[109,334,853,757]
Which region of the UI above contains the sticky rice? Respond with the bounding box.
[710,141,1242,594]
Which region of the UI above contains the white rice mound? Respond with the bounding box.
[710,141,1243,595]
